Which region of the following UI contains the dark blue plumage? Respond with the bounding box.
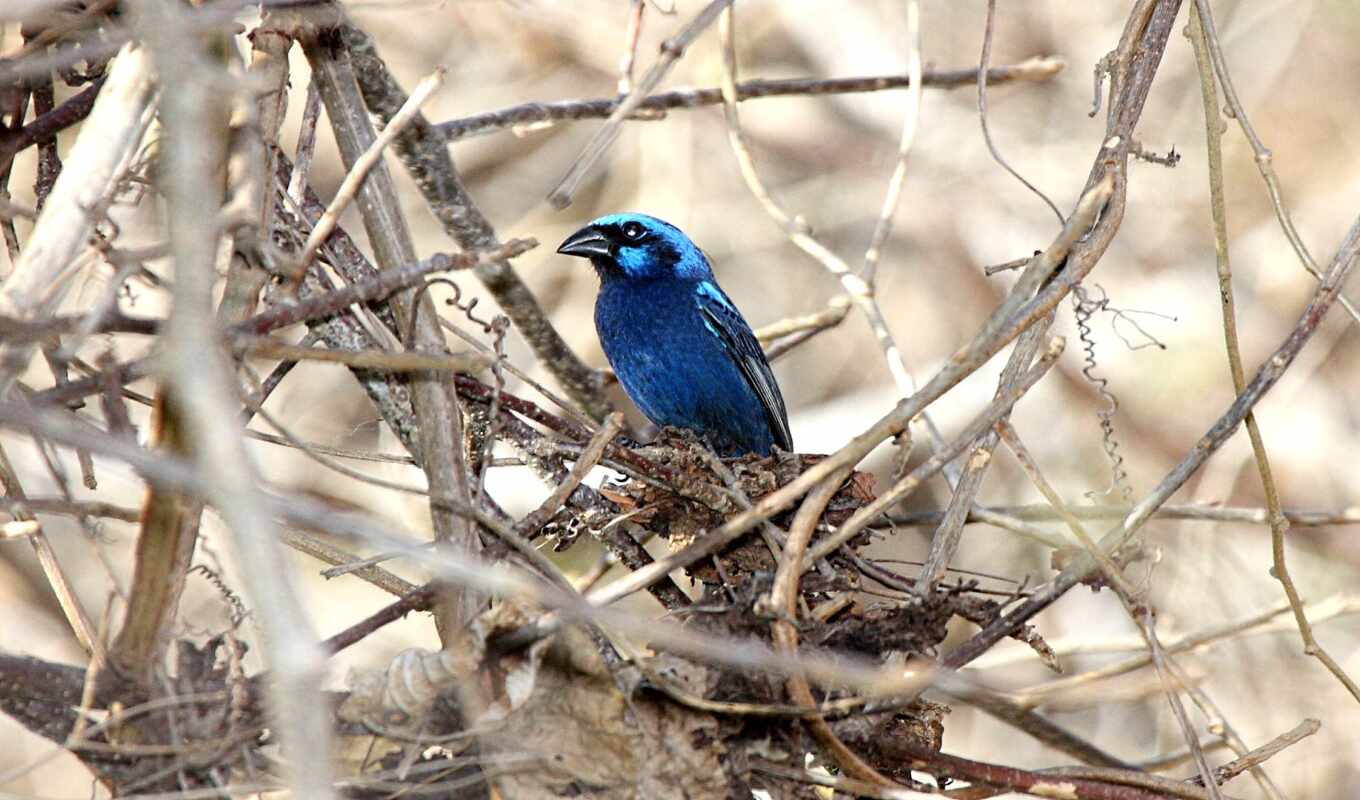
[558,213,792,456]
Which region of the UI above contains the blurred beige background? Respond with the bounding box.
[3,1,1359,796]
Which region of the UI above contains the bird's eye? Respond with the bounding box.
[620,221,646,241]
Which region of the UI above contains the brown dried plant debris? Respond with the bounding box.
[341,599,740,799]
[599,430,878,584]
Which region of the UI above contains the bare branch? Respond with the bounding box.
[1188,3,1360,705]
[434,58,1065,142]
[547,0,733,208]
[301,21,480,637]
[335,20,613,421]
[125,1,334,797]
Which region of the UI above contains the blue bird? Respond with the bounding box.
[558,213,792,456]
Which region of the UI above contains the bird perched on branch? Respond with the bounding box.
[558,213,792,456]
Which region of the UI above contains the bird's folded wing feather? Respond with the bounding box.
[695,283,793,451]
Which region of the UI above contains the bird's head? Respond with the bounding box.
[557,213,713,283]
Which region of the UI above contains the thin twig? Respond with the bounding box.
[803,338,1064,568]
[126,0,335,796]
[945,210,1360,670]
[1177,682,1288,800]
[322,585,437,654]
[1030,765,1218,800]
[281,527,419,598]
[750,760,936,800]
[27,241,537,409]
[884,502,1360,529]
[297,67,446,271]
[0,495,139,521]
[0,76,106,173]
[617,0,645,94]
[716,4,918,402]
[1187,6,1360,704]
[0,441,98,653]
[699,446,786,560]
[1191,719,1320,787]
[1141,611,1223,799]
[234,335,491,374]
[335,20,612,421]
[514,412,622,538]
[0,43,154,395]
[878,740,1177,800]
[547,0,733,208]
[433,58,1065,141]
[916,318,1053,592]
[288,79,322,209]
[1189,0,1360,325]
[978,0,1062,223]
[769,465,898,787]
[994,421,1221,795]
[859,0,923,286]
[753,295,851,344]
[1003,597,1360,703]
[944,683,1134,768]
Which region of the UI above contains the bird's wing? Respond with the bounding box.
[694,282,793,451]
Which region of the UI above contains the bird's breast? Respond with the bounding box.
[594,279,772,453]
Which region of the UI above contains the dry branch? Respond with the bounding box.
[302,21,481,638]
[1188,3,1360,705]
[334,19,613,421]
[0,42,152,388]
[1,2,1354,796]
[435,57,1064,141]
[548,0,734,208]
[124,0,334,796]
[947,210,1360,669]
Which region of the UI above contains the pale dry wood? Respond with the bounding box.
[297,67,446,270]
[0,397,946,699]
[301,23,480,640]
[0,43,155,392]
[126,0,335,796]
[1189,0,1360,706]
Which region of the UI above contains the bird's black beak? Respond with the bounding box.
[557,226,613,260]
